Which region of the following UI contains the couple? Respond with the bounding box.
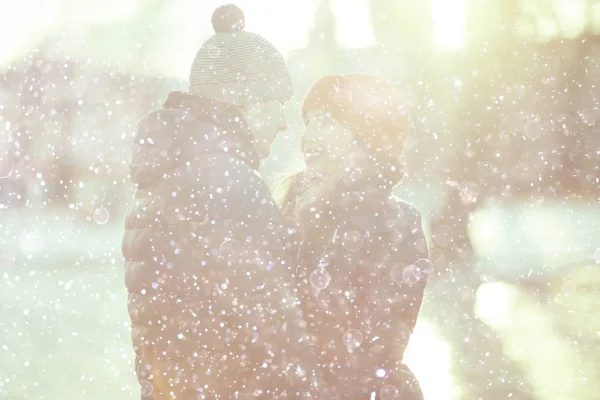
[122,4,429,399]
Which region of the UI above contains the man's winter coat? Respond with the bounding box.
[122,92,315,399]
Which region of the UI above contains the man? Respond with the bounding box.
[122,5,316,398]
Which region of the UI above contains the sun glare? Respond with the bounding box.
[331,0,377,48]
[431,0,467,50]
[404,320,455,400]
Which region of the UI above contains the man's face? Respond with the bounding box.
[243,100,288,159]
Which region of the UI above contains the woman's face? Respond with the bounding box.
[298,110,369,210]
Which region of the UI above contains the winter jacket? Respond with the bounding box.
[122,92,316,399]
[294,188,429,399]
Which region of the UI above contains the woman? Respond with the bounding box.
[277,74,430,399]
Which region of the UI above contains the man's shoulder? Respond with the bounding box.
[135,106,217,142]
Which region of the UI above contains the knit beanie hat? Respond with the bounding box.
[301,74,410,158]
[189,4,293,105]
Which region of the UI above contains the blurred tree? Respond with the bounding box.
[310,0,337,51]
[128,0,173,67]
[369,0,434,90]
[369,0,433,55]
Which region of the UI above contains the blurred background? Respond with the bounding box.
[1,0,599,399]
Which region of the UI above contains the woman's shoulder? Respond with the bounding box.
[344,195,424,235]
[385,196,424,225]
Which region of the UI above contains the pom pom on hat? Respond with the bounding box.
[211,4,245,33]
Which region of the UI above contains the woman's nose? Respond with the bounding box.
[302,122,317,141]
